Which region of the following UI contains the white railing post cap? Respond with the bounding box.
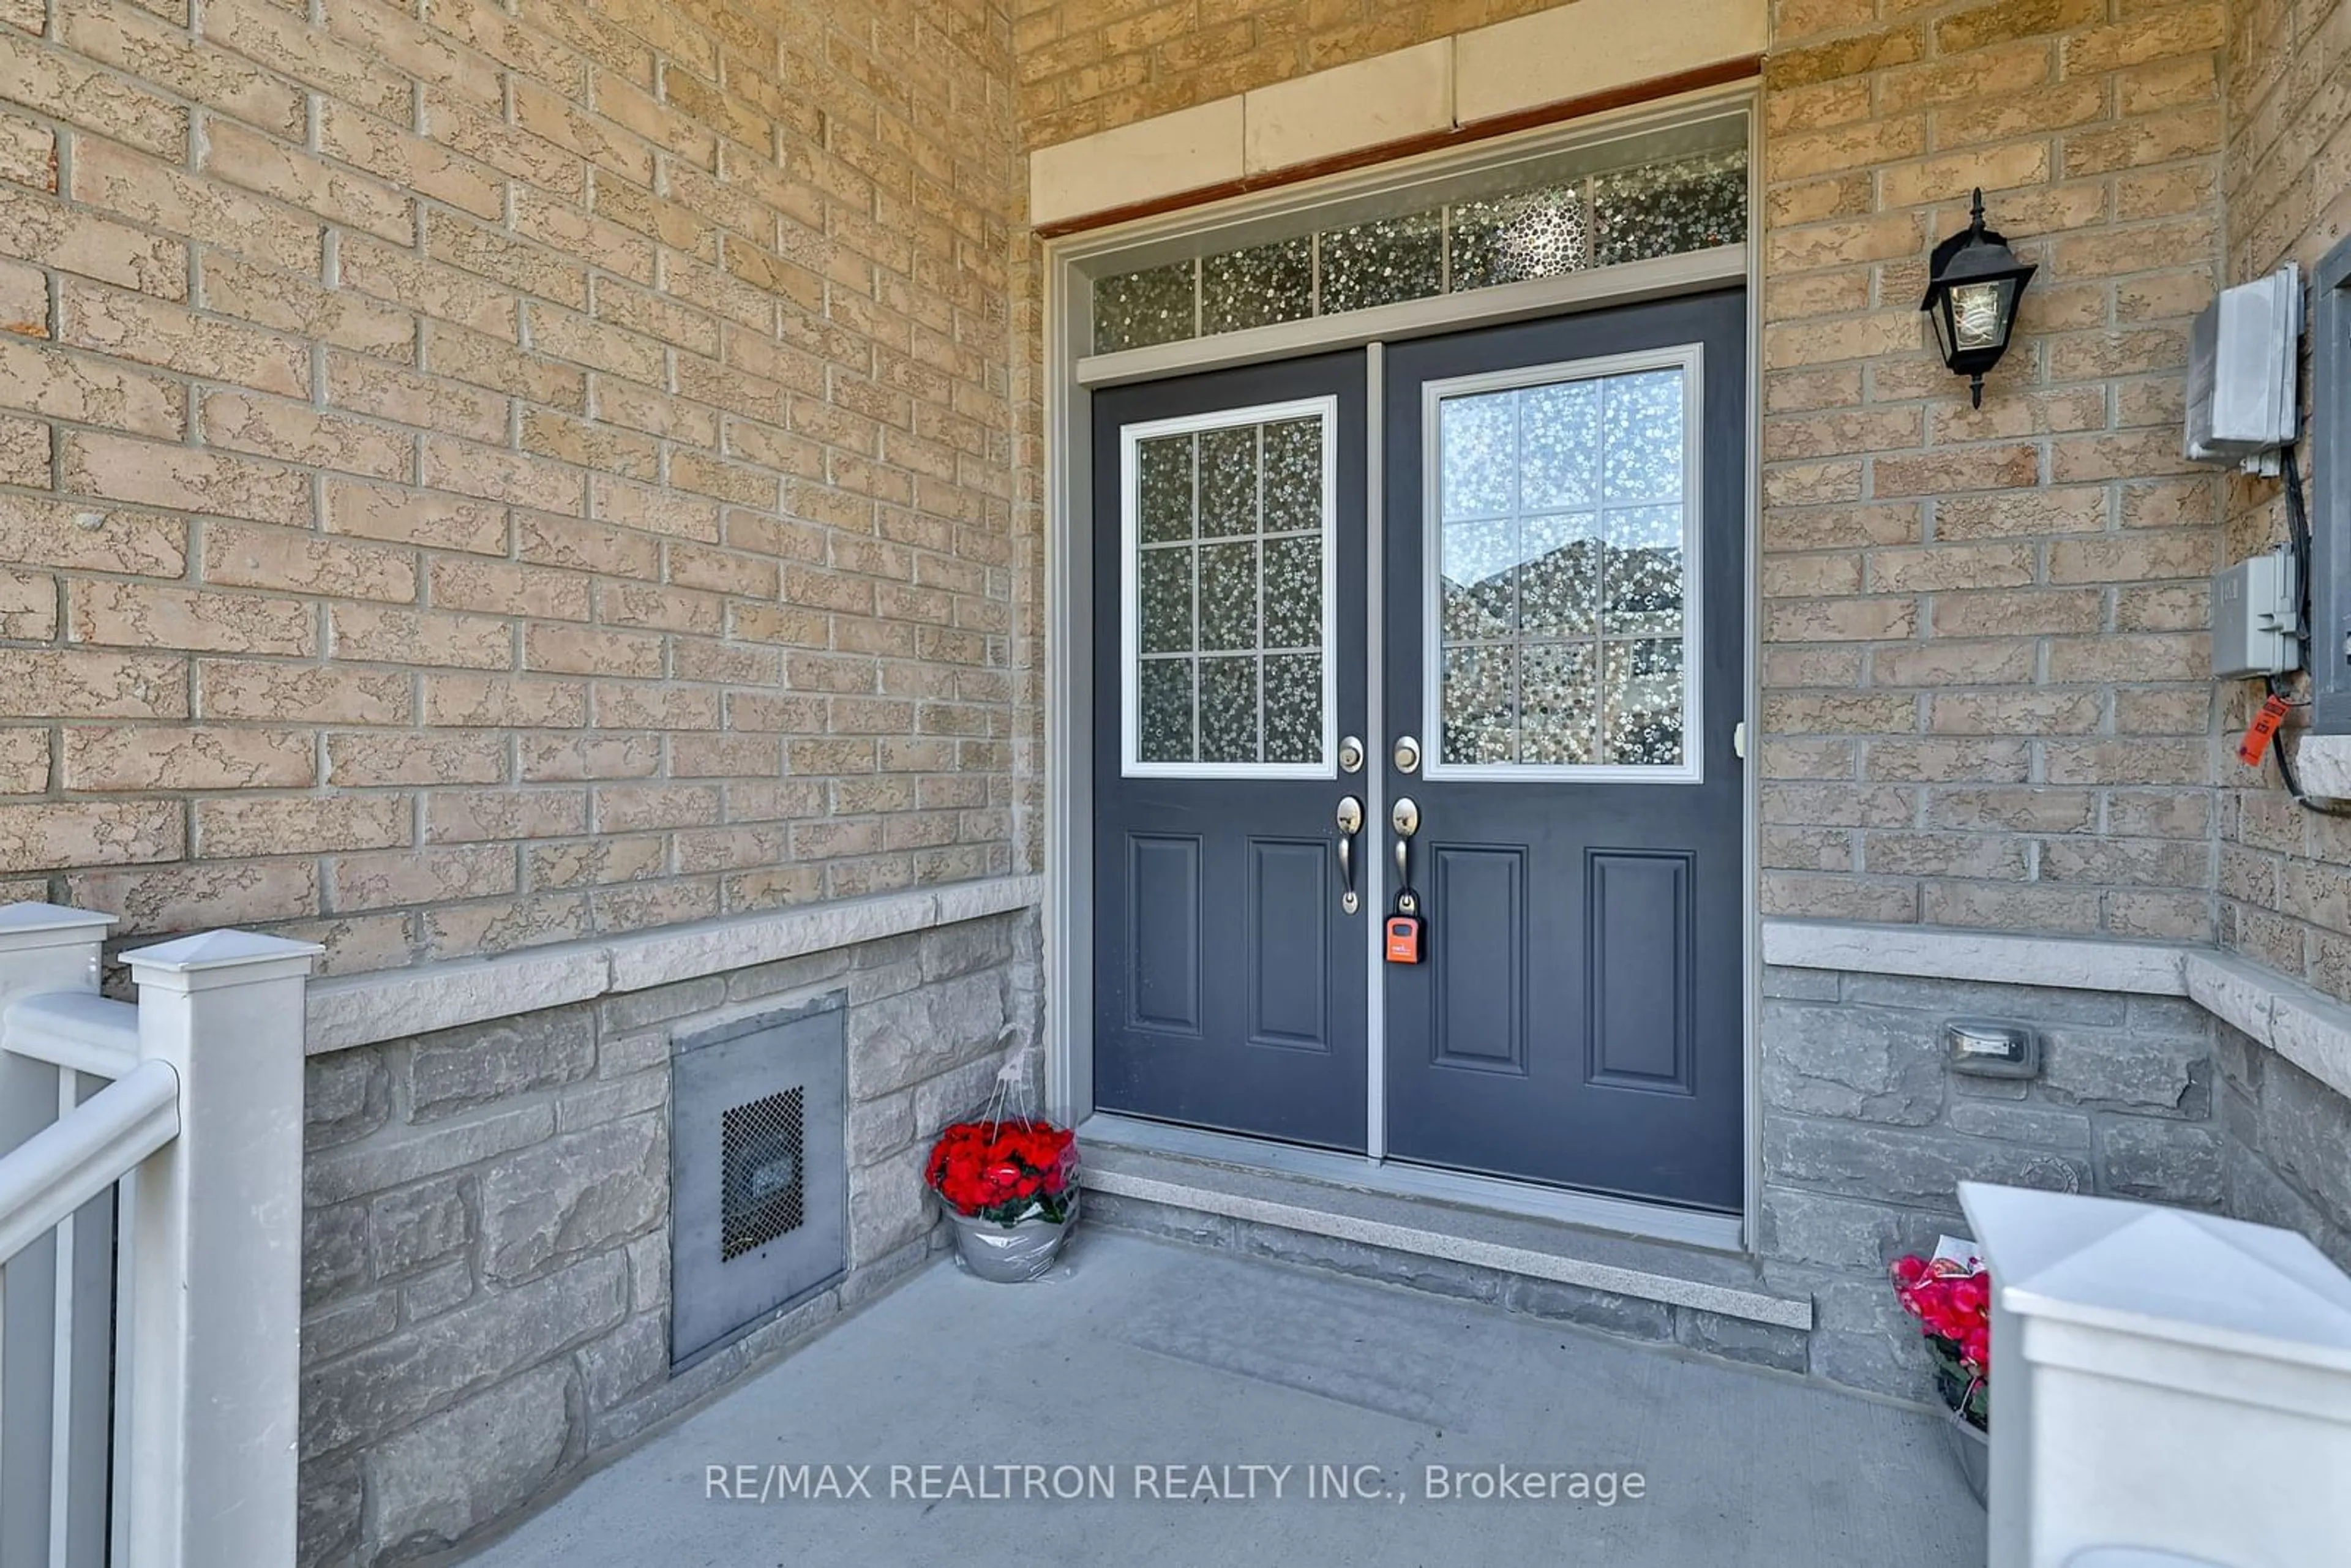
[122,929,324,991]
[1960,1181,2351,1359]
[0,901,118,949]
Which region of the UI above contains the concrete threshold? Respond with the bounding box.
[1079,1135,1812,1332]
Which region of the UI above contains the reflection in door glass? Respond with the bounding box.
[1435,366,1688,770]
[1131,414,1327,770]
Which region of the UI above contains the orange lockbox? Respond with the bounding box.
[1384,913,1423,964]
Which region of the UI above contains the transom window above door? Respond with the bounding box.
[1090,137,1745,356]
[1120,397,1338,777]
[1423,350,1702,781]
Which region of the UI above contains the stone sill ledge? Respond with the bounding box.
[1763,919,2351,1111]
[305,875,1043,1056]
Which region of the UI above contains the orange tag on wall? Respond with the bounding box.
[2238,694,2293,767]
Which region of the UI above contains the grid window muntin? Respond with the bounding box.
[1420,347,1705,784]
[1120,396,1340,779]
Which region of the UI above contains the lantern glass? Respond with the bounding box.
[1949,279,2006,351]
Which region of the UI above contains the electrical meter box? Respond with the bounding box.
[2212,545,2301,679]
[2186,263,2301,473]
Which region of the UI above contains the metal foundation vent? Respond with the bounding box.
[721,1087,806,1259]
[671,994,846,1368]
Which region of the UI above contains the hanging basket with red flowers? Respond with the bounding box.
[926,1116,1079,1228]
[925,1045,1080,1282]
[1891,1249,1992,1433]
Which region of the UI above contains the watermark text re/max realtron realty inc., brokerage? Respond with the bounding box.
[705,1463,1649,1506]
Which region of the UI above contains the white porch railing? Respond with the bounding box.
[1961,1180,2351,1568]
[0,903,319,1567]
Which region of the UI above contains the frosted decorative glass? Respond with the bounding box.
[1591,148,1746,268]
[1263,534,1321,649]
[1520,642,1599,765]
[1519,380,1602,510]
[1603,639,1684,765]
[1093,261,1196,353]
[1441,646,1517,766]
[1319,212,1445,314]
[1199,656,1259,763]
[1198,540,1259,651]
[1139,546,1192,654]
[1518,512,1601,638]
[1128,410,1329,771]
[1090,148,1746,353]
[1263,653,1321,764]
[1450,185,1588,291]
[1602,370,1685,502]
[1198,424,1258,538]
[1440,396,1517,520]
[1139,659,1193,763]
[1603,506,1684,637]
[1262,418,1321,534]
[1433,364,1692,773]
[1203,238,1314,336]
[1138,434,1194,544]
[1441,518,1517,642]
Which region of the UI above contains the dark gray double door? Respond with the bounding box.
[1093,292,1747,1212]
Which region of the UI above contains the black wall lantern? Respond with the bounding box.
[1920,189,2036,407]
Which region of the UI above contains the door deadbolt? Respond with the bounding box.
[1392,735,1421,775]
[1338,735,1365,774]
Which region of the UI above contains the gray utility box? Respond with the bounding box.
[2185,263,2300,473]
[669,994,847,1368]
[2212,544,2301,679]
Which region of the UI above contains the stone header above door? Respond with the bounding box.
[1026,0,1769,231]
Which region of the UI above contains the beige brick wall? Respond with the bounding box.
[1014,0,1582,150]
[0,0,1029,973]
[2219,0,2351,994]
[1758,0,2228,940]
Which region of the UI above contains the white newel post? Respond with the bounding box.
[0,904,116,1138]
[1959,1181,2351,1568]
[0,905,118,1568]
[120,930,322,1567]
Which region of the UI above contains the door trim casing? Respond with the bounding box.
[1043,85,1763,1252]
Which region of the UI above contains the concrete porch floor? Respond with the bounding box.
[464,1229,1984,1566]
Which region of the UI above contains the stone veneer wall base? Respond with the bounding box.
[297,904,1041,1568]
[1759,921,2351,1401]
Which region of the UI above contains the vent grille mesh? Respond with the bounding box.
[720,1087,806,1261]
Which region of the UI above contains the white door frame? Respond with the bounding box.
[1041,87,1764,1252]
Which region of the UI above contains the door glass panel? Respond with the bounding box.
[1127,405,1332,774]
[1430,361,1694,776]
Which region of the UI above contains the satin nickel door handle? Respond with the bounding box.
[1391,795,1418,895]
[1335,795,1363,913]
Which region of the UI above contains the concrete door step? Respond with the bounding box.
[1078,1136,1815,1356]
